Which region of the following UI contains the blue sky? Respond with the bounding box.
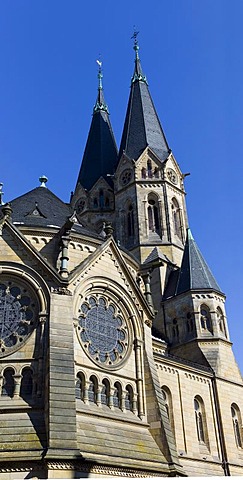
[0,1,243,373]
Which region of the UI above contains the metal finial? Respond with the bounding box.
[0,183,4,205]
[131,27,140,57]
[96,58,103,90]
[39,175,48,187]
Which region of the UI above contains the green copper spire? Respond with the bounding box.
[131,30,147,84]
[93,60,109,114]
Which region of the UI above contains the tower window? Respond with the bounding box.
[171,198,183,241]
[147,160,153,178]
[99,189,104,208]
[148,196,160,235]
[141,167,146,179]
[127,204,134,238]
[186,312,194,333]
[172,318,179,339]
[200,305,212,333]
[93,198,98,208]
[231,404,242,448]
[194,398,205,443]
[216,307,226,337]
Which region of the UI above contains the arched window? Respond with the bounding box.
[231,404,242,448]
[186,312,194,333]
[141,167,146,179]
[147,160,153,178]
[20,367,33,400]
[101,379,110,406]
[75,372,85,401]
[93,198,98,208]
[217,307,226,336]
[127,204,134,238]
[172,318,179,339]
[113,381,122,409]
[171,198,182,241]
[125,385,133,411]
[105,196,110,208]
[1,368,15,397]
[161,386,175,439]
[148,196,160,235]
[194,397,205,443]
[99,189,104,208]
[200,305,212,333]
[88,375,98,404]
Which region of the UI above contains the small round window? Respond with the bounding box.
[77,296,129,368]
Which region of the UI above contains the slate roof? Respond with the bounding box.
[119,47,170,162]
[75,71,118,191]
[7,186,101,238]
[163,229,221,299]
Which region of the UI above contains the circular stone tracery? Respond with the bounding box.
[0,279,38,356]
[77,296,128,367]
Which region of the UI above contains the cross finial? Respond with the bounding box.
[0,183,4,205]
[96,56,103,89]
[131,27,140,58]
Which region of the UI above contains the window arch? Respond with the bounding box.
[20,367,33,400]
[186,312,194,333]
[125,385,133,411]
[75,372,85,401]
[88,375,98,404]
[1,368,15,397]
[231,403,242,448]
[172,318,179,339]
[127,204,135,238]
[161,386,175,438]
[147,194,160,235]
[194,396,207,444]
[101,379,110,406]
[216,307,226,337]
[200,305,213,333]
[113,381,122,409]
[171,198,182,241]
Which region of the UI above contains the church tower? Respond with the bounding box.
[114,36,188,268]
[71,62,118,235]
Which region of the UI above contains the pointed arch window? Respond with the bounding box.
[147,160,153,178]
[161,386,175,439]
[231,404,242,448]
[141,167,146,179]
[172,318,179,339]
[216,307,226,337]
[194,397,206,443]
[200,305,213,333]
[20,367,33,400]
[172,198,183,241]
[1,368,15,397]
[99,190,104,208]
[186,312,194,333]
[93,198,98,208]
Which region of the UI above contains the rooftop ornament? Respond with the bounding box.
[39,175,48,187]
[131,28,147,84]
[0,183,4,205]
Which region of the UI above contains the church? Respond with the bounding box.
[0,38,243,478]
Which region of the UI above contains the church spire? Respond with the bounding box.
[119,35,170,162]
[74,61,118,192]
[176,228,222,295]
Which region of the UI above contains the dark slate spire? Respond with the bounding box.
[119,37,170,162]
[176,229,222,295]
[75,62,118,191]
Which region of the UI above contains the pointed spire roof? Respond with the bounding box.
[119,37,170,162]
[75,62,118,191]
[176,228,222,295]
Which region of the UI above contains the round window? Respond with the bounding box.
[77,296,129,368]
[0,277,39,356]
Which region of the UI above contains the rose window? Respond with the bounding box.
[77,296,128,367]
[0,279,38,356]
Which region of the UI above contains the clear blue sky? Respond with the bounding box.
[0,0,243,373]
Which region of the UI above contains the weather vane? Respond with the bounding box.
[96,56,103,89]
[131,27,139,46]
